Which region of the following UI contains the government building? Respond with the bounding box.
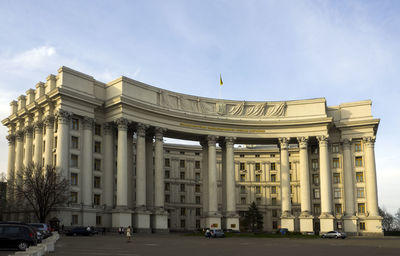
[2,67,382,235]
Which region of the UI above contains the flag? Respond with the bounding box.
[220,74,223,86]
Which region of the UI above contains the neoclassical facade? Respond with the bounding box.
[2,67,382,235]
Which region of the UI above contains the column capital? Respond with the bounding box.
[15,130,24,141]
[279,137,290,149]
[207,135,218,146]
[136,123,148,137]
[341,138,351,148]
[82,117,94,130]
[317,135,329,146]
[297,136,309,149]
[34,121,44,131]
[363,136,376,146]
[6,134,16,145]
[103,122,113,135]
[155,127,167,141]
[44,115,55,127]
[55,109,72,124]
[225,136,236,147]
[24,126,34,136]
[115,118,129,131]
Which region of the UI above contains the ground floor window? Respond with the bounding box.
[180,219,186,228]
[359,222,366,230]
[96,216,102,225]
[196,219,200,229]
[272,220,278,229]
[72,214,78,225]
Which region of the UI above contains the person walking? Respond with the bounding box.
[126,226,132,243]
[205,229,211,239]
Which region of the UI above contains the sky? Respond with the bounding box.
[0,0,399,214]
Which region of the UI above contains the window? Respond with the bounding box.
[180,208,186,216]
[358,203,365,214]
[335,204,342,214]
[94,176,101,188]
[240,174,246,182]
[180,195,185,203]
[240,154,245,158]
[71,118,79,130]
[289,162,292,170]
[290,185,294,194]
[272,209,278,218]
[195,161,200,169]
[195,196,201,204]
[180,172,185,179]
[180,160,185,168]
[256,186,261,194]
[196,208,201,216]
[71,192,78,203]
[240,186,246,194]
[94,124,101,136]
[71,136,79,149]
[356,172,364,182]
[165,194,170,203]
[165,170,170,179]
[270,163,276,171]
[180,151,185,155]
[313,174,319,186]
[334,188,341,198]
[355,142,362,152]
[195,173,200,181]
[314,204,321,215]
[240,162,245,170]
[94,141,101,153]
[359,222,366,230]
[271,198,277,206]
[195,184,201,193]
[165,158,170,167]
[195,152,200,156]
[312,159,319,170]
[355,156,363,167]
[241,197,246,204]
[72,215,78,225]
[272,221,278,229]
[255,154,260,158]
[332,144,339,153]
[96,216,102,225]
[357,188,365,198]
[165,183,170,191]
[54,136,57,149]
[332,158,340,168]
[313,188,320,199]
[271,186,277,194]
[196,220,200,229]
[180,184,185,192]
[70,154,78,168]
[333,173,341,184]
[94,194,101,205]
[71,173,78,186]
[289,174,292,182]
[180,219,186,228]
[255,174,261,182]
[94,159,101,171]
[255,163,261,170]
[270,174,276,182]
[256,197,261,205]
[270,154,275,158]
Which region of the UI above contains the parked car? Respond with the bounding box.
[29,223,51,239]
[321,231,347,239]
[66,227,93,236]
[210,229,225,238]
[0,223,37,250]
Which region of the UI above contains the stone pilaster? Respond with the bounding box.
[279,137,294,231]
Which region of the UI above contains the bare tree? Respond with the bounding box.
[7,165,69,223]
[379,207,395,231]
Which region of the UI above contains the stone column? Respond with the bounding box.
[200,140,209,228]
[342,139,357,234]
[222,137,239,230]
[55,110,70,178]
[82,117,95,226]
[112,118,132,228]
[279,137,294,231]
[318,135,334,233]
[297,137,313,233]
[33,122,43,166]
[205,135,221,229]
[6,134,16,202]
[133,123,150,232]
[152,127,168,232]
[127,128,134,209]
[23,127,33,168]
[146,134,154,210]
[363,137,382,234]
[44,116,54,168]
[103,123,114,227]
[14,130,24,179]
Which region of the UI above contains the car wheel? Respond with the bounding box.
[335,236,339,239]
[17,241,28,251]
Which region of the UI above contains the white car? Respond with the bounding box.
[321,231,347,239]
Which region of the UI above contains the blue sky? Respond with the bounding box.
[0,0,399,214]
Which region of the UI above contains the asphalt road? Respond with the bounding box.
[2,234,400,256]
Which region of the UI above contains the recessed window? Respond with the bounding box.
[255,174,261,182]
[71,136,79,149]
[335,204,342,214]
[180,195,185,203]
[355,142,362,152]
[195,184,200,193]
[94,176,101,188]
[195,161,200,169]
[255,154,260,158]
[358,203,365,214]
[270,174,276,182]
[195,196,200,204]
[241,197,246,204]
[272,209,278,218]
[71,192,78,203]
[271,186,277,194]
[94,159,101,171]
[355,157,363,167]
[165,194,170,203]
[313,174,320,186]
[256,186,261,194]
[71,118,79,130]
[271,198,277,206]
[312,159,319,170]
[314,204,321,215]
[70,154,78,168]
[289,162,292,170]
[333,173,341,184]
[270,163,276,171]
[94,194,101,205]
[334,188,341,198]
[359,222,366,230]
[72,215,78,225]
[332,144,339,153]
[332,158,340,168]
[180,172,185,180]
[240,186,246,194]
[240,174,246,182]
[71,173,78,186]
[272,221,278,229]
[180,219,186,228]
[356,172,364,182]
[240,162,246,170]
[270,154,275,158]
[94,141,101,153]
[165,170,170,179]
[180,184,185,192]
[311,145,318,154]
[195,172,200,181]
[357,188,365,198]
[256,197,261,205]
[196,208,201,216]
[313,188,320,199]
[255,162,261,171]
[180,160,185,168]
[94,124,101,136]
[180,208,186,216]
[96,216,102,226]
[165,183,170,191]
[165,158,170,167]
[180,151,185,155]
[240,154,245,158]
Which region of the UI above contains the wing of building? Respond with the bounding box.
[2,66,382,235]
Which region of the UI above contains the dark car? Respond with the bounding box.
[66,227,93,236]
[0,223,37,250]
[29,223,51,239]
[321,231,347,239]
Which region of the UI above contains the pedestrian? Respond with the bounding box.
[102,227,106,235]
[205,229,211,239]
[126,226,132,242]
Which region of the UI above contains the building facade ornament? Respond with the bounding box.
[82,117,94,130]
[317,135,329,145]
[56,109,72,124]
[297,136,308,149]
[136,123,147,137]
[44,115,55,127]
[103,122,113,135]
[6,134,16,145]
[279,137,290,149]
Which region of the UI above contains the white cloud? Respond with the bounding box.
[10,46,56,68]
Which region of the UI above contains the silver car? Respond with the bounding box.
[321,231,347,239]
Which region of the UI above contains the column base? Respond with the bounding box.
[112,209,132,228]
[319,213,335,233]
[133,210,151,233]
[204,212,222,229]
[343,215,358,235]
[299,213,314,233]
[281,215,295,232]
[151,210,169,233]
[222,214,240,231]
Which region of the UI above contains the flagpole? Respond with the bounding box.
[219,85,222,99]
